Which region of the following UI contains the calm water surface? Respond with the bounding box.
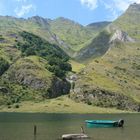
[0,113,140,140]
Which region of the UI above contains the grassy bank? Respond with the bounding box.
[0,96,130,113]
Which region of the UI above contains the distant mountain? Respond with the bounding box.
[86,21,111,32]
[28,16,50,29]
[49,17,95,51]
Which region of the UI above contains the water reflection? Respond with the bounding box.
[34,135,37,140]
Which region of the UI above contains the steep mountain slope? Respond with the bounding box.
[49,17,93,51]
[0,30,71,107]
[71,4,140,111]
[72,41,140,110]
[76,30,111,60]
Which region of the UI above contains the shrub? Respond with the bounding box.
[15,104,19,108]
[0,58,10,76]
[8,105,11,109]
[6,102,11,106]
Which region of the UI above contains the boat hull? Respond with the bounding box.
[85,119,124,128]
[62,133,89,139]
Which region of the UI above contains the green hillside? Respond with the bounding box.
[76,30,111,60]
[49,17,92,51]
[72,42,140,110]
[71,4,140,112]
[0,16,110,55]
[49,17,110,51]
[0,29,71,108]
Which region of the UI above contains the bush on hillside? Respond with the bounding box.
[0,58,10,76]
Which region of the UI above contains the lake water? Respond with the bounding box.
[0,113,140,140]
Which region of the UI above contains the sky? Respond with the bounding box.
[0,0,140,25]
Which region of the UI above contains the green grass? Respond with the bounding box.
[0,95,130,113]
[86,71,122,92]
[17,56,52,78]
[69,60,85,73]
[78,41,140,102]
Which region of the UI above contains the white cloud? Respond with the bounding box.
[101,0,140,20]
[80,0,98,10]
[130,0,140,3]
[79,0,140,13]
[15,4,36,17]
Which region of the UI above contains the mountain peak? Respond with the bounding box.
[127,3,140,12]
[28,16,47,22]
[28,16,50,28]
[87,21,111,27]
[54,17,83,27]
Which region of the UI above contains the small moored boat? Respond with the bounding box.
[62,126,89,140]
[85,119,124,127]
[62,133,89,139]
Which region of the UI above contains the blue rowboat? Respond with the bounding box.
[85,119,124,128]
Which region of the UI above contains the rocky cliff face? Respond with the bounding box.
[70,85,140,112]
[47,78,71,98]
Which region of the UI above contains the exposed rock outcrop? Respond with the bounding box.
[110,29,135,43]
[47,78,71,98]
[70,85,140,112]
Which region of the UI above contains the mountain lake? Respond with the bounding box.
[0,113,140,140]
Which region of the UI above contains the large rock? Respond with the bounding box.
[110,29,135,43]
[46,77,71,98]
